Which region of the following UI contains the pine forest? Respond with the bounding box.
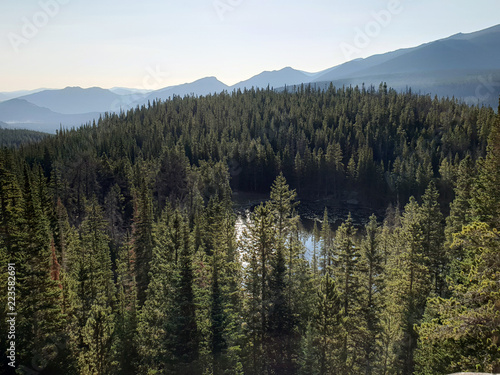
[1,84,499,375]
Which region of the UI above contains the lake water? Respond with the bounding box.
[232,190,370,261]
[235,210,319,260]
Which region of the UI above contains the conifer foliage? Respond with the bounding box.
[0,89,498,374]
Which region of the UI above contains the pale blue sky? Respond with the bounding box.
[1,0,499,91]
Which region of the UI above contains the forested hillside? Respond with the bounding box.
[0,127,49,148]
[0,85,499,374]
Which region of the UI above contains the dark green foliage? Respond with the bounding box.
[0,127,49,148]
[419,181,445,295]
[359,215,384,375]
[267,244,296,374]
[312,274,342,375]
[165,211,200,373]
[131,178,154,306]
[13,86,494,223]
[414,100,500,375]
[0,89,498,374]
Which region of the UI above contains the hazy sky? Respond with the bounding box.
[1,0,499,92]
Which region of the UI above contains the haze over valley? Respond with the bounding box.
[1,24,499,133]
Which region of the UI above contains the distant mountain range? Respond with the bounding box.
[0,99,100,133]
[1,24,499,133]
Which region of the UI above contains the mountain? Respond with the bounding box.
[145,77,229,102]
[305,24,500,107]
[18,87,126,114]
[109,87,152,96]
[0,99,100,133]
[231,67,313,90]
[0,88,49,102]
[2,24,499,131]
[314,24,500,82]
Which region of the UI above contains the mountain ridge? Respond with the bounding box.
[1,24,499,132]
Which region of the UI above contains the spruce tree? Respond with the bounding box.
[387,197,430,375]
[132,180,154,306]
[79,294,115,375]
[15,164,66,374]
[359,215,384,375]
[313,274,342,375]
[333,213,361,374]
[319,209,333,275]
[165,211,200,374]
[241,203,275,375]
[114,233,138,374]
[419,181,445,295]
[445,155,474,246]
[469,106,500,228]
[73,200,116,374]
[135,203,175,374]
[267,173,301,373]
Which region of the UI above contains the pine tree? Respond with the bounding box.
[267,173,300,373]
[241,203,275,375]
[15,164,66,374]
[320,209,333,274]
[445,155,474,246]
[211,258,227,375]
[313,274,342,375]
[0,151,26,374]
[415,222,500,374]
[359,215,384,375]
[469,107,500,228]
[415,105,500,375]
[419,181,445,295]
[333,213,362,374]
[268,241,296,374]
[205,200,243,375]
[79,294,115,375]
[73,200,116,374]
[132,180,154,306]
[387,197,430,375]
[165,212,200,374]
[312,220,320,278]
[135,203,175,374]
[114,233,138,374]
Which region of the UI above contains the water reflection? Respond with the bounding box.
[235,211,319,260]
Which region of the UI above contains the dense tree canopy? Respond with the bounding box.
[0,87,498,374]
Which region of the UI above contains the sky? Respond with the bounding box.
[0,0,499,92]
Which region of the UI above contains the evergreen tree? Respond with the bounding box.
[208,209,244,375]
[241,204,275,375]
[267,173,300,373]
[165,210,200,373]
[445,155,474,246]
[415,222,500,374]
[135,203,175,374]
[73,200,116,374]
[319,209,333,274]
[333,213,361,374]
[311,220,320,278]
[387,197,430,375]
[313,274,342,375]
[268,241,296,374]
[359,215,384,375]
[114,233,138,374]
[469,107,500,227]
[79,294,115,375]
[132,179,154,306]
[15,164,66,374]
[0,151,26,374]
[419,181,445,295]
